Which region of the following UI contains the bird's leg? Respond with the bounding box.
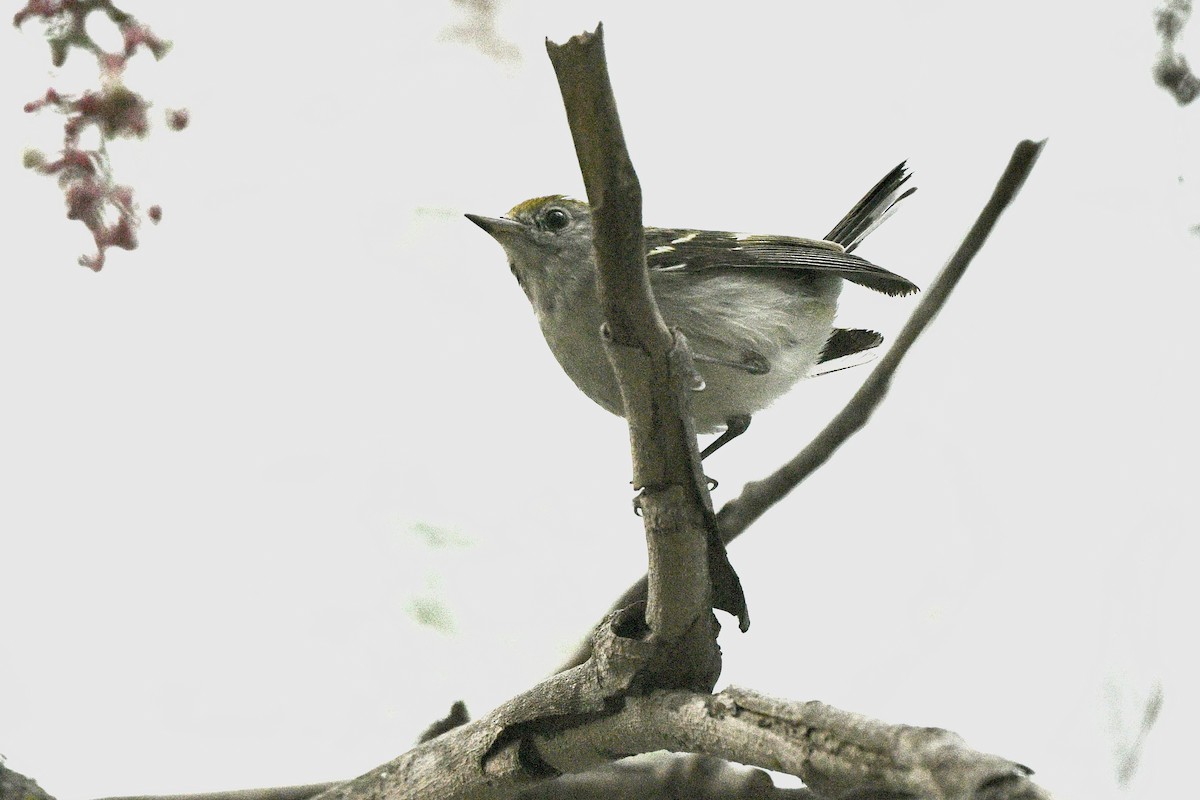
[700,414,752,460]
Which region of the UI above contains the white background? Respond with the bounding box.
[1,2,1196,798]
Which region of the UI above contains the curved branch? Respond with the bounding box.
[93,786,340,800]
[1153,0,1200,105]
[81,49,1049,800]
[717,139,1046,535]
[83,685,1052,800]
[558,139,1048,672]
[536,688,1050,800]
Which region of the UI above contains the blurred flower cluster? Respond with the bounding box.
[15,0,187,270]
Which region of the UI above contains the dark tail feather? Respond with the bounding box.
[826,162,916,253]
[819,328,884,364]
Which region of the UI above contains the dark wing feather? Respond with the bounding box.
[644,228,918,297]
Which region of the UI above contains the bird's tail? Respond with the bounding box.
[825,162,916,253]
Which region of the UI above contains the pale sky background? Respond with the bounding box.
[2,2,1197,798]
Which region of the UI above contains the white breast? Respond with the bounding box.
[535,270,843,434]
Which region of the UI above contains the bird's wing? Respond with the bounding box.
[644,228,918,297]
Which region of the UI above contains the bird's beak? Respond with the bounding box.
[464,213,524,241]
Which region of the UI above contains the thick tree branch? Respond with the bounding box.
[558,139,1048,672]
[545,24,686,489]
[299,612,655,800]
[59,36,1051,800]
[1,764,56,800]
[546,23,745,682]
[95,786,340,800]
[84,682,1053,800]
[536,688,1050,800]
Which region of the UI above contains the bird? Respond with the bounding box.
[467,163,917,459]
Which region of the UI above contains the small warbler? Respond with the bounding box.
[467,163,917,459]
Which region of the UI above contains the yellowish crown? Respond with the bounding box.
[506,194,578,219]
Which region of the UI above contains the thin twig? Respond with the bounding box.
[557,139,1048,672]
[717,139,1047,535]
[1153,0,1200,105]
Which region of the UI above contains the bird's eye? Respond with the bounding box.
[543,207,570,231]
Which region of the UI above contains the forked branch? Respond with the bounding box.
[560,138,1047,672]
[74,25,1051,800]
